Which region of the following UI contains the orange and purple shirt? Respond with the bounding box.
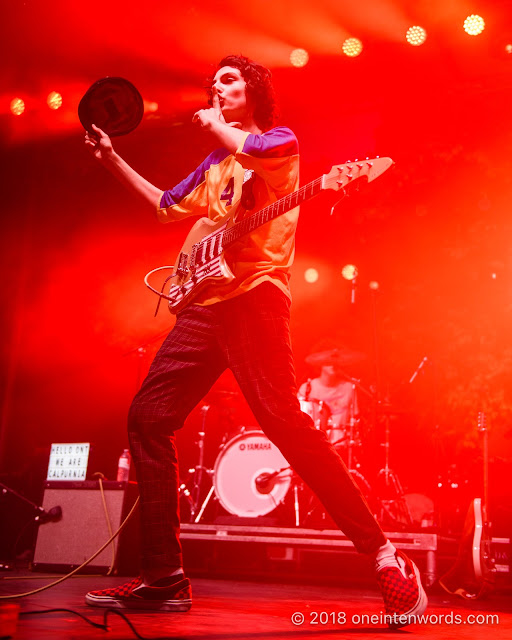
[157,127,299,306]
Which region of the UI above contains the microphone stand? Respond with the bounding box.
[0,482,60,523]
[122,328,173,392]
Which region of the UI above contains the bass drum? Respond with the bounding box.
[213,430,292,518]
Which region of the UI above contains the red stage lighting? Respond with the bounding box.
[304,268,319,283]
[406,26,427,46]
[10,98,25,116]
[144,100,159,113]
[341,264,358,280]
[464,14,485,36]
[47,91,63,110]
[342,38,363,58]
[290,48,309,68]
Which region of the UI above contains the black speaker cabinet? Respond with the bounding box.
[32,480,139,575]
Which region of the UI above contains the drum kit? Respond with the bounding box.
[179,347,431,530]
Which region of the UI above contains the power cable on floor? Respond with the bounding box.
[20,607,181,639]
[0,489,139,600]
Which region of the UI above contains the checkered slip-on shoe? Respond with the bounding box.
[376,550,427,628]
[85,575,192,611]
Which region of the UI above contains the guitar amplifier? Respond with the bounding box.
[493,537,511,579]
[32,480,139,575]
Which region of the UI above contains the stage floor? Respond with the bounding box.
[1,573,511,639]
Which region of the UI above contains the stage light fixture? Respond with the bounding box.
[342,38,363,58]
[369,281,379,291]
[290,48,309,68]
[144,101,159,113]
[304,268,319,283]
[341,264,358,280]
[489,32,512,59]
[10,98,25,116]
[406,26,427,46]
[464,14,485,36]
[47,91,63,110]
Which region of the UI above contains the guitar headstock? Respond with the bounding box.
[477,411,487,433]
[322,157,394,192]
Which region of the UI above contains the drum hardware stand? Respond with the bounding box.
[191,405,209,512]
[375,407,413,527]
[193,480,215,524]
[345,381,359,473]
[292,481,301,527]
[187,424,244,524]
[179,404,216,523]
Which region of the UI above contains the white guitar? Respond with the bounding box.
[439,412,495,599]
[145,157,393,314]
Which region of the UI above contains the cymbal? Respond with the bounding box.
[305,348,366,368]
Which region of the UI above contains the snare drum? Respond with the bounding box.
[213,430,292,518]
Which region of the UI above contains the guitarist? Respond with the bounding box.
[84,55,426,626]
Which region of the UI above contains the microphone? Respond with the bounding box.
[36,505,63,524]
[409,356,428,384]
[255,472,277,494]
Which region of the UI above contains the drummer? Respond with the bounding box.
[298,350,359,446]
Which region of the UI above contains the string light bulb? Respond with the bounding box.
[406,26,427,46]
[10,98,25,116]
[290,48,309,68]
[341,264,358,280]
[342,38,363,58]
[304,268,319,283]
[47,91,63,110]
[464,14,485,36]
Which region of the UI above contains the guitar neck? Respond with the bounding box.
[483,427,489,523]
[223,177,324,247]
[478,411,490,523]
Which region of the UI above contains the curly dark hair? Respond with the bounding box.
[207,55,278,131]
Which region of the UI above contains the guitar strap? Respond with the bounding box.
[240,169,256,211]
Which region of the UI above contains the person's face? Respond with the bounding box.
[212,66,250,122]
[322,365,336,377]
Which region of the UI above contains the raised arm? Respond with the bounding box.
[85,124,163,210]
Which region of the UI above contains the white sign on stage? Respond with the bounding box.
[47,443,90,480]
